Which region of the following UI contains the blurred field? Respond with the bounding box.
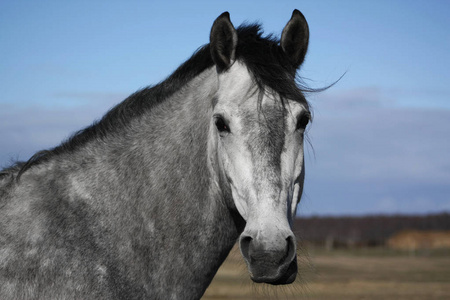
[202,245,450,299]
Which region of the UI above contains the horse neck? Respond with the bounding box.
[91,67,240,297]
[7,66,241,298]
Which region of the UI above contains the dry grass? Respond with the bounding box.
[202,245,450,299]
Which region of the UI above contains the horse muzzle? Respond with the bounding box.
[239,233,298,285]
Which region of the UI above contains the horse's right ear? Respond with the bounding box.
[210,12,238,72]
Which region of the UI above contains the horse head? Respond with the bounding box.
[209,10,310,285]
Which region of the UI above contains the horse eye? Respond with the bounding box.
[296,113,310,131]
[215,117,230,133]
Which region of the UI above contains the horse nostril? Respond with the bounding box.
[239,235,253,260]
[284,235,297,264]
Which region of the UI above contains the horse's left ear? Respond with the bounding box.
[281,9,309,69]
[210,12,238,72]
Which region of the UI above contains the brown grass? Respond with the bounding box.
[387,230,450,250]
[202,245,450,299]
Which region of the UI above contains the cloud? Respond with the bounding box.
[308,86,392,110]
[301,87,450,215]
[307,88,450,185]
[0,93,124,167]
[372,196,450,215]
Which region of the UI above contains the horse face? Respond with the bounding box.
[212,61,309,284]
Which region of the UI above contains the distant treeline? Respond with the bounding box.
[294,213,450,248]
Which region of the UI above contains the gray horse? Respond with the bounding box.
[1,10,312,300]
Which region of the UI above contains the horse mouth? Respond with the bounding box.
[249,257,298,285]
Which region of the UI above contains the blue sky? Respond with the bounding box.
[1,0,449,216]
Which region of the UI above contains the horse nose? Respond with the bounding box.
[239,230,297,284]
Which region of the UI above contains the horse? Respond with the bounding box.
[1,10,312,300]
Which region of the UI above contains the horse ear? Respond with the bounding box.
[281,9,309,69]
[210,12,238,72]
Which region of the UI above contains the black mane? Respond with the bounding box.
[10,24,311,180]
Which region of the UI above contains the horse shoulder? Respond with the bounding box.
[0,163,126,299]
